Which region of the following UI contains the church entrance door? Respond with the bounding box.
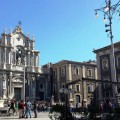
[14,88,21,100]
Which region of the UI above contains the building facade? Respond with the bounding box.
[93,41,120,101]
[36,63,52,101]
[51,60,98,106]
[0,25,40,100]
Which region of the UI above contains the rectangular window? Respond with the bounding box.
[117,57,120,67]
[76,85,80,92]
[61,67,65,76]
[61,69,64,75]
[88,84,93,93]
[53,70,56,77]
[87,69,92,76]
[76,68,79,75]
[102,60,108,69]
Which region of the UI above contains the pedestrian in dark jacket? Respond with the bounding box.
[18,100,25,118]
[8,99,15,114]
[33,100,37,118]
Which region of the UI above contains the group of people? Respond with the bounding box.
[7,99,37,119]
[99,99,116,113]
[69,101,88,114]
[37,101,49,112]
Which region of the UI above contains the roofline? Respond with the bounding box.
[52,60,96,67]
[93,41,120,53]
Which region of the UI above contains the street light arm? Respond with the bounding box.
[95,0,120,17]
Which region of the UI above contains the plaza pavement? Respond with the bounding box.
[0,112,51,120]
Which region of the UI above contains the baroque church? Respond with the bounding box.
[0,24,40,100]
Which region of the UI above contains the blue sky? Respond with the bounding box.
[0,0,120,65]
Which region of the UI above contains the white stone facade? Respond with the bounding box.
[0,25,41,100]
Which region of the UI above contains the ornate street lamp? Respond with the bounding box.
[95,0,120,95]
[59,88,68,120]
[59,87,74,120]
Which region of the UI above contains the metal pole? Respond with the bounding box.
[24,64,25,101]
[108,0,118,95]
[95,0,120,98]
[65,93,67,120]
[23,57,26,101]
[64,85,68,120]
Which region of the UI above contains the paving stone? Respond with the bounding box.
[0,112,51,120]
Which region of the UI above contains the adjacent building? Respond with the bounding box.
[51,60,98,106]
[0,25,41,100]
[93,41,120,102]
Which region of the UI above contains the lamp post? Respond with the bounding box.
[59,87,68,120]
[59,87,74,120]
[95,0,120,96]
[23,57,26,101]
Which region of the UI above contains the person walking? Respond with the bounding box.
[8,99,15,114]
[25,100,32,118]
[33,100,37,118]
[14,100,19,115]
[18,100,25,119]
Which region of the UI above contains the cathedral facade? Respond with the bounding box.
[0,25,40,100]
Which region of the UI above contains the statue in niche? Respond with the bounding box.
[17,56,21,65]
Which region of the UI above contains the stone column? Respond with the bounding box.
[95,68,98,80]
[35,54,39,67]
[9,72,12,96]
[66,64,73,101]
[31,52,35,72]
[8,48,11,64]
[32,52,34,66]
[37,53,39,67]
[2,74,7,99]
[3,47,6,69]
[10,49,13,69]
[66,64,72,81]
[28,52,30,66]
[82,66,87,101]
